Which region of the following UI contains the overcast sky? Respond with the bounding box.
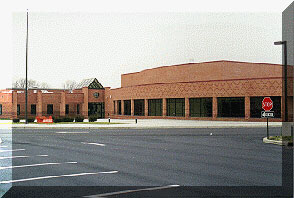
[1,0,293,89]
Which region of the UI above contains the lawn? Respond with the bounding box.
[269,136,293,143]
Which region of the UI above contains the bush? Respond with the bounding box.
[53,117,62,123]
[89,115,98,122]
[63,117,74,122]
[27,118,35,123]
[75,116,84,122]
[13,119,20,123]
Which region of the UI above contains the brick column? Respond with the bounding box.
[113,100,116,115]
[12,91,18,119]
[60,92,65,117]
[245,96,250,120]
[36,90,42,117]
[213,97,218,118]
[162,98,167,116]
[144,99,148,116]
[82,87,89,119]
[185,97,189,118]
[131,99,134,116]
[104,87,111,117]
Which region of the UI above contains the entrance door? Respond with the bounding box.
[88,103,105,118]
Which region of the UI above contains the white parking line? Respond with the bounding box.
[0,146,8,148]
[0,170,118,184]
[0,149,25,153]
[0,155,48,160]
[82,142,105,147]
[83,184,180,198]
[0,162,77,170]
[56,132,89,134]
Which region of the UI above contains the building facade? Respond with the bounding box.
[0,61,291,121]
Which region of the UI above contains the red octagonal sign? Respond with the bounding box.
[262,97,273,111]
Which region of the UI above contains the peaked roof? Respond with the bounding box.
[75,78,104,89]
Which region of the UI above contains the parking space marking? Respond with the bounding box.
[0,154,48,160]
[82,142,105,147]
[0,161,77,170]
[0,146,8,148]
[0,170,118,184]
[56,132,89,134]
[83,184,180,198]
[0,149,25,153]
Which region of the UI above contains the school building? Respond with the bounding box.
[0,60,291,122]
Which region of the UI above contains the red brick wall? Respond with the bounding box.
[88,89,105,103]
[0,92,13,118]
[109,61,284,121]
[121,61,282,88]
[111,79,282,100]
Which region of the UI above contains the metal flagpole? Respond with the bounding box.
[25,9,29,124]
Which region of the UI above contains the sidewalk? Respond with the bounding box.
[1,119,283,129]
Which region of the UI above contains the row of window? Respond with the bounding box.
[12,104,80,115]
[113,97,282,118]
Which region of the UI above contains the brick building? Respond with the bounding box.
[0,60,291,121]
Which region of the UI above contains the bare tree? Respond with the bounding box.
[13,78,50,89]
[38,82,50,89]
[63,80,77,90]
[13,78,38,89]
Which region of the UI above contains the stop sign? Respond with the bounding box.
[262,97,273,111]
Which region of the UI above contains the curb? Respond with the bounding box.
[10,125,283,130]
[263,137,288,146]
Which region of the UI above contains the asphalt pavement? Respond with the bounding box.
[0,127,286,197]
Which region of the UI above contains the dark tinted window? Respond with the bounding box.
[217,97,245,117]
[167,98,185,117]
[148,99,162,116]
[190,98,212,117]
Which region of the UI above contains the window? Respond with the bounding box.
[134,99,145,116]
[17,104,20,115]
[0,104,2,115]
[77,104,80,114]
[47,104,53,115]
[118,100,122,115]
[148,99,162,116]
[65,104,69,114]
[250,96,281,118]
[31,104,36,115]
[124,100,131,115]
[167,98,185,117]
[217,97,245,117]
[190,98,212,117]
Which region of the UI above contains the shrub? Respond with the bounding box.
[13,118,20,123]
[89,115,98,122]
[27,118,35,123]
[53,117,62,123]
[63,117,74,122]
[75,116,84,122]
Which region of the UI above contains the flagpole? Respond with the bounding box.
[25,9,29,124]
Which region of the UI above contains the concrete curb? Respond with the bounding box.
[11,125,283,130]
[263,137,287,146]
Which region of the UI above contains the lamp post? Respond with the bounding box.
[25,9,29,124]
[274,41,287,122]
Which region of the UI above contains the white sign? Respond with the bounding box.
[261,111,274,118]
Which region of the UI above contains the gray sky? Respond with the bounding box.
[1,1,293,89]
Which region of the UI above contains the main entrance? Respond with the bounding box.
[88,103,105,118]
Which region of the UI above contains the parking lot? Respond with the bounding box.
[0,127,285,197]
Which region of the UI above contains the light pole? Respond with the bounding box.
[274,41,287,122]
[25,9,29,124]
